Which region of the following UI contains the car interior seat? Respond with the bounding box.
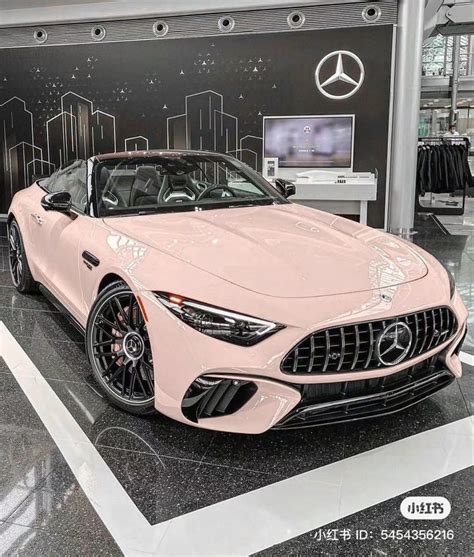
[130,166,162,207]
[160,174,200,203]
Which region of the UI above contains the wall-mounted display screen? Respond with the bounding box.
[263,115,354,168]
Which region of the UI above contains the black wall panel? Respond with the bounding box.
[0,25,394,226]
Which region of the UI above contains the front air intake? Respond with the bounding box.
[275,356,454,429]
[182,377,257,422]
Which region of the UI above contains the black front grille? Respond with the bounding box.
[281,307,456,375]
[275,358,454,429]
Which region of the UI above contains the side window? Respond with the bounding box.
[44,160,88,212]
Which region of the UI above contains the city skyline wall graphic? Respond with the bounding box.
[0,25,394,227]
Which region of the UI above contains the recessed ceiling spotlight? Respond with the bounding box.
[91,25,106,41]
[153,20,169,37]
[33,28,48,44]
[362,4,382,23]
[218,15,235,33]
[287,10,305,28]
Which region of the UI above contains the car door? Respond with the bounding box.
[29,160,91,321]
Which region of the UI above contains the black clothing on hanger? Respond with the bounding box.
[416,138,472,196]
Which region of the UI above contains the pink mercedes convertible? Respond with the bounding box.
[8,151,467,433]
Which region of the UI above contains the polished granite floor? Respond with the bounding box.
[0,219,472,556]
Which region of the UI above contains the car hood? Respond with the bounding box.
[104,204,428,298]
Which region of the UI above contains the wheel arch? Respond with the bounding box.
[97,272,126,295]
[87,268,136,316]
[88,271,129,331]
[6,210,38,292]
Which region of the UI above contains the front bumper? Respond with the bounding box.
[274,359,454,429]
[139,285,468,434]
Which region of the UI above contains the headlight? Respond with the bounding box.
[441,264,456,299]
[447,270,456,299]
[155,292,284,346]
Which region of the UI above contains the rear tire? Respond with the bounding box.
[8,219,38,293]
[86,281,156,416]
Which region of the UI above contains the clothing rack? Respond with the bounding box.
[418,135,470,147]
[416,135,471,217]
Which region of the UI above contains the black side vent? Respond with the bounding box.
[182,377,257,422]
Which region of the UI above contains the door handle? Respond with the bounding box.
[82,251,100,268]
[31,213,44,225]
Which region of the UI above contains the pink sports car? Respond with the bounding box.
[8,151,467,433]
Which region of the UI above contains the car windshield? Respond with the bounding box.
[94,154,287,217]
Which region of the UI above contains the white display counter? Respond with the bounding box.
[290,171,377,225]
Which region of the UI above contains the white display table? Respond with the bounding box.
[290,172,377,225]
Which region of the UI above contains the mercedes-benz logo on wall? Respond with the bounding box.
[315,50,365,100]
[376,322,413,366]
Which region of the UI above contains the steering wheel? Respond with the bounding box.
[197,185,237,201]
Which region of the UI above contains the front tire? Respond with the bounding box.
[86,281,156,415]
[8,219,38,293]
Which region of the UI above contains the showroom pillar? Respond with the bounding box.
[388,0,426,237]
[450,35,461,127]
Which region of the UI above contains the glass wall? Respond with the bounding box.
[422,34,473,77]
[457,107,474,138]
[418,108,450,137]
[420,34,473,139]
[419,106,474,140]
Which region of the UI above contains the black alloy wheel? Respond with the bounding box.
[8,219,37,293]
[87,281,156,415]
[9,222,22,287]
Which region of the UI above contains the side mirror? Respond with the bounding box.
[274,178,296,198]
[41,191,72,213]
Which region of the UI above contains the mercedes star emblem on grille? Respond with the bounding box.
[376,322,413,366]
[314,50,365,100]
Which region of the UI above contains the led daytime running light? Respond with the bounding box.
[155,292,283,346]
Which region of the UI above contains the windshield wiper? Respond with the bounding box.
[136,207,190,215]
[196,198,275,211]
[227,198,274,207]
